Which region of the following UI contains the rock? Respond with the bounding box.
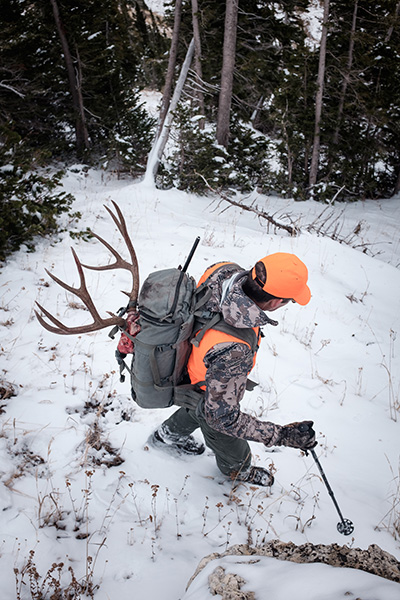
[186,540,400,593]
[208,566,255,599]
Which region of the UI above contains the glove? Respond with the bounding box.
[279,420,317,450]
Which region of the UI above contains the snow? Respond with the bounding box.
[145,0,167,16]
[0,164,14,173]
[1,166,399,599]
[301,0,323,48]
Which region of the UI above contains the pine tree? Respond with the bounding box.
[0,0,167,171]
[0,0,168,259]
[321,0,400,198]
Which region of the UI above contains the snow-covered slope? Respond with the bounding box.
[1,167,399,598]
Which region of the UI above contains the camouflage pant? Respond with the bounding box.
[161,400,252,477]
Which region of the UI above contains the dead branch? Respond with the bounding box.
[195,172,300,236]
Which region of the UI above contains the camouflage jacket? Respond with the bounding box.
[200,263,283,446]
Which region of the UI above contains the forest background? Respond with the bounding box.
[1,0,400,262]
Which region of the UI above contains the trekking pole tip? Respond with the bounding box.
[337,518,355,536]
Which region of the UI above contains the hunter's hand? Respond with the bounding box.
[279,420,317,450]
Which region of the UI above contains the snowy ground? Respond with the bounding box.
[1,167,399,599]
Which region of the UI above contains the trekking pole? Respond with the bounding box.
[298,424,354,535]
[307,447,354,536]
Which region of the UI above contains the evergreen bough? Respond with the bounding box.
[0,163,73,262]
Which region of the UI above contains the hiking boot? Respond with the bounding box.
[233,466,274,487]
[150,424,205,456]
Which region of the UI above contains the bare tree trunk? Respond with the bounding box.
[309,0,330,188]
[333,0,358,145]
[382,1,399,196]
[216,0,239,148]
[144,39,195,184]
[50,0,89,154]
[250,96,264,126]
[395,168,400,195]
[191,0,205,128]
[282,102,293,185]
[158,0,183,134]
[385,0,400,42]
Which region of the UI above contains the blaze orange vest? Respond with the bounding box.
[187,263,260,388]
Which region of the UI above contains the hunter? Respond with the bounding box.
[150,252,317,487]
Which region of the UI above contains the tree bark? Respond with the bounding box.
[216,0,239,148]
[395,167,400,195]
[333,0,358,145]
[158,0,183,135]
[191,0,205,128]
[383,1,399,195]
[309,0,330,188]
[385,0,400,42]
[50,0,89,154]
[144,39,195,184]
[250,96,264,126]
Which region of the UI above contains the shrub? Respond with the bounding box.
[0,165,74,262]
[158,104,272,194]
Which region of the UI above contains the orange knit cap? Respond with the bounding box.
[251,252,311,305]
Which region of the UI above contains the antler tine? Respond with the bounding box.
[105,200,139,305]
[80,231,131,271]
[107,200,139,267]
[34,302,125,335]
[35,247,125,335]
[81,200,139,308]
[35,302,78,335]
[49,247,102,320]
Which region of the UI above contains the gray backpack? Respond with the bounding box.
[130,267,200,409]
[128,248,258,410]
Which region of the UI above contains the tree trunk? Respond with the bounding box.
[191,0,205,128]
[144,38,195,184]
[50,0,89,154]
[250,96,264,126]
[309,0,330,188]
[282,101,293,185]
[216,0,239,148]
[158,0,183,134]
[333,0,358,145]
[394,164,400,195]
[385,0,400,42]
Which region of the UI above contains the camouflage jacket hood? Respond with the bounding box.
[202,263,278,329]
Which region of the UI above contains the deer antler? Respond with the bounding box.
[35,201,139,335]
[80,201,139,305]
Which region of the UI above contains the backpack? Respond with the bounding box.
[125,245,259,410]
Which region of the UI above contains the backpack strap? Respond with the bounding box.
[191,312,258,354]
[191,313,221,347]
[213,318,258,354]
